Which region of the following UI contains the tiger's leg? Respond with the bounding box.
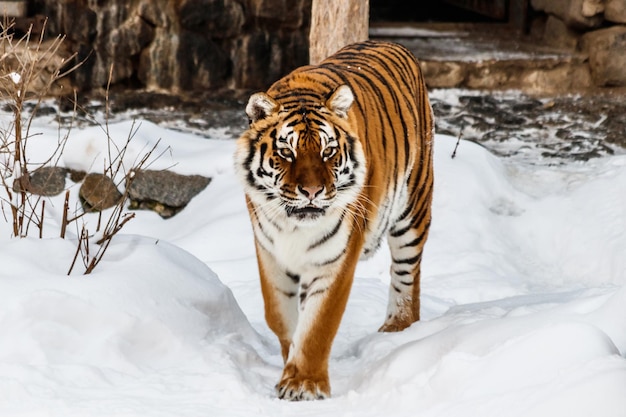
[379,194,432,332]
[256,243,299,362]
[276,251,360,401]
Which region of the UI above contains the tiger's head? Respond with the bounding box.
[235,85,366,226]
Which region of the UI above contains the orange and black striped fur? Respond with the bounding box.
[234,40,434,400]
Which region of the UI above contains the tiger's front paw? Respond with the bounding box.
[378,315,416,332]
[378,320,411,332]
[276,363,330,401]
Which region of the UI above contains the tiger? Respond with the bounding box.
[234,40,434,401]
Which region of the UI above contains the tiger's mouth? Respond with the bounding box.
[285,205,326,221]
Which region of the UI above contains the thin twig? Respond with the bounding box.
[96,210,102,233]
[60,190,70,238]
[451,129,463,159]
[38,199,45,238]
[68,225,86,275]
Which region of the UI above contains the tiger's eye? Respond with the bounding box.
[278,148,294,161]
[322,147,337,160]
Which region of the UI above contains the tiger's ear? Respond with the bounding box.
[246,93,279,124]
[326,85,354,118]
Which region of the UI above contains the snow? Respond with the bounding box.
[369,26,471,38]
[1,107,625,417]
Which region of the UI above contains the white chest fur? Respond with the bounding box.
[255,209,351,274]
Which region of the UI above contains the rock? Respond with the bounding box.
[179,0,245,39]
[12,166,68,196]
[137,0,169,27]
[466,64,512,90]
[175,31,230,90]
[106,15,155,59]
[56,0,97,44]
[0,0,27,17]
[104,15,156,84]
[0,37,74,96]
[605,0,626,23]
[582,0,605,16]
[127,169,211,218]
[519,62,592,93]
[531,0,603,29]
[458,56,591,93]
[421,61,465,88]
[36,0,315,92]
[138,31,178,91]
[543,15,581,50]
[581,26,626,86]
[248,0,309,27]
[69,169,87,183]
[79,173,123,212]
[14,14,47,37]
[232,30,310,89]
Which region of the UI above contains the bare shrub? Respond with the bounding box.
[0,18,77,237]
[0,19,164,275]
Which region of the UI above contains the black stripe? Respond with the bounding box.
[308,288,327,299]
[400,232,427,249]
[300,276,321,291]
[392,253,422,265]
[256,220,274,245]
[299,287,327,305]
[286,271,300,284]
[242,133,258,172]
[308,216,343,250]
[389,219,411,238]
[393,181,433,236]
[316,249,345,266]
[255,144,271,178]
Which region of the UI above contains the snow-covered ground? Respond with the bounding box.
[1,106,625,417]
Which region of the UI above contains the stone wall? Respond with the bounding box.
[531,0,626,87]
[32,0,313,93]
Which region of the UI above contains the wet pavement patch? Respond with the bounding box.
[430,89,626,165]
[15,88,626,167]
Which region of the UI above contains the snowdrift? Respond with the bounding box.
[0,117,624,417]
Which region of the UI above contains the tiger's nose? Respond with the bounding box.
[298,185,324,200]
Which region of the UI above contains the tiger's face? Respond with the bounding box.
[235,85,366,226]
